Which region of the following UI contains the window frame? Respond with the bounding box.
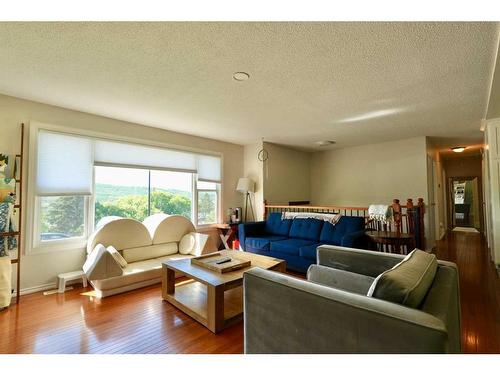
[195,179,221,227]
[27,121,224,255]
[93,164,198,225]
[32,195,92,253]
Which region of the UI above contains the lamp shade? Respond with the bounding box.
[236,177,254,193]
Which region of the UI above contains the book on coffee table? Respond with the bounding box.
[191,251,251,273]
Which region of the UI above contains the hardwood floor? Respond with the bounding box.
[0,283,243,354]
[1,230,498,354]
[434,231,500,353]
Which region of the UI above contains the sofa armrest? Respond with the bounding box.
[238,221,266,250]
[244,268,449,353]
[317,245,404,277]
[83,244,123,281]
[341,230,370,249]
[307,264,374,295]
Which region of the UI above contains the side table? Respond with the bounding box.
[215,223,240,250]
[366,230,415,254]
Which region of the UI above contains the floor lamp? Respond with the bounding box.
[236,177,255,222]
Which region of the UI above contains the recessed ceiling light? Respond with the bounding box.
[451,146,466,153]
[233,72,250,81]
[315,140,336,147]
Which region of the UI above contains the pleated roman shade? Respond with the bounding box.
[36,131,222,196]
[197,154,222,183]
[94,140,198,173]
[36,131,94,196]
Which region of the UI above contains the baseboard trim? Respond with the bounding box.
[11,279,83,298]
[11,282,56,297]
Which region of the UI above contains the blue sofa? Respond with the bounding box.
[239,212,368,272]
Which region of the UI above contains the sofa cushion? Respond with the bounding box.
[87,218,152,254]
[245,235,287,251]
[106,246,128,268]
[271,238,316,256]
[83,244,123,281]
[299,243,324,260]
[91,253,193,291]
[143,213,196,245]
[265,212,293,236]
[122,242,178,263]
[367,249,438,308]
[320,216,365,245]
[289,218,324,241]
[179,232,196,255]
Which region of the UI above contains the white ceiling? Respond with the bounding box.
[0,22,499,151]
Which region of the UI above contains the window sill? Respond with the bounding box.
[29,239,87,255]
[196,223,224,231]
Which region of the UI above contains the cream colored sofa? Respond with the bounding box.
[83,214,209,298]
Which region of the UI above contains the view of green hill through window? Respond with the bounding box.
[94,183,192,224]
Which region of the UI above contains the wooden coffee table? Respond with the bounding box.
[162,250,286,333]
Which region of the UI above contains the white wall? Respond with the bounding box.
[311,137,429,206]
[263,142,311,205]
[0,94,244,293]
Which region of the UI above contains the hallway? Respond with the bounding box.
[435,231,500,353]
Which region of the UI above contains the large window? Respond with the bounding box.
[94,166,194,225]
[32,127,222,251]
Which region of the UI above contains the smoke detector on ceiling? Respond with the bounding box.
[233,72,250,81]
[315,140,336,147]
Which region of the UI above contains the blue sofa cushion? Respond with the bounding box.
[271,238,316,256]
[299,243,324,261]
[320,216,365,245]
[265,212,293,236]
[245,235,287,252]
[289,218,324,241]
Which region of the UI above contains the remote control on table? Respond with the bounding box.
[215,257,232,265]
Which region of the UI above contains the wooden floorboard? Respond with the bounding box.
[1,230,498,353]
[0,283,243,354]
[434,231,500,353]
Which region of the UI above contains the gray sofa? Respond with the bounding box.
[243,245,461,353]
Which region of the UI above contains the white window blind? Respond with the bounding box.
[36,130,222,196]
[94,140,222,182]
[197,154,222,183]
[36,131,93,196]
[94,140,198,172]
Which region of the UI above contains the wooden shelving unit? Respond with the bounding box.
[4,123,24,304]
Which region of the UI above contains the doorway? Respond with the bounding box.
[449,177,481,231]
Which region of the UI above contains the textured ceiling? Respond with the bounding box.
[0,22,499,151]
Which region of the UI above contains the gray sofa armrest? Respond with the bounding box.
[307,264,375,295]
[244,268,449,354]
[317,245,405,277]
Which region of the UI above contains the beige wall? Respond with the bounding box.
[427,138,448,240]
[243,141,264,220]
[310,137,429,206]
[443,155,482,178]
[263,142,311,205]
[310,136,433,249]
[0,94,244,293]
